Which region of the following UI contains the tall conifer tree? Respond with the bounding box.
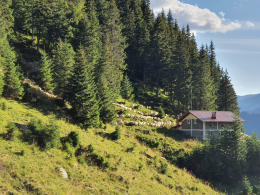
[97,34,117,123]
[194,45,216,110]
[38,50,54,92]
[67,46,100,128]
[52,39,75,100]
[218,69,239,115]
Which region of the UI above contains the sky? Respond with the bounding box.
[150,0,260,96]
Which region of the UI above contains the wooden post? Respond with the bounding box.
[203,122,206,140]
[191,119,193,137]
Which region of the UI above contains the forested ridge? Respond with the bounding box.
[2,0,260,194]
[0,0,239,118]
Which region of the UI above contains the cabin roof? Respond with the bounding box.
[178,110,246,123]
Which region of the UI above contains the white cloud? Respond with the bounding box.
[150,0,242,33]
[219,11,225,18]
[246,21,255,27]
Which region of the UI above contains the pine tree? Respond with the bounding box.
[97,34,117,123]
[96,0,127,95]
[98,75,116,124]
[38,50,54,92]
[0,0,23,99]
[76,0,102,80]
[52,39,75,100]
[174,31,192,112]
[246,130,260,176]
[218,69,239,115]
[3,54,23,98]
[121,74,134,102]
[150,12,171,99]
[67,46,100,128]
[247,131,260,174]
[219,118,247,182]
[194,45,216,110]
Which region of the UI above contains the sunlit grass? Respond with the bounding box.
[0,98,222,194]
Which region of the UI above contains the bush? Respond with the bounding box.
[88,144,95,153]
[67,131,80,147]
[1,101,7,111]
[158,106,165,118]
[28,119,60,150]
[21,149,26,156]
[63,142,74,159]
[160,161,168,174]
[113,126,121,140]
[242,176,253,195]
[78,153,86,165]
[6,122,20,141]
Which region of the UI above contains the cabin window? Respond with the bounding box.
[187,119,190,124]
[219,131,224,136]
[209,124,213,127]
[194,119,197,124]
[209,131,213,136]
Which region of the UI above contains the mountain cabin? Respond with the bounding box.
[173,110,246,140]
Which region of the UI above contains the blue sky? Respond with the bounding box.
[150,0,260,96]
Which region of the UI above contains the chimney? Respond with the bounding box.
[212,112,216,119]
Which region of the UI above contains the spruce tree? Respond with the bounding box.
[97,34,117,123]
[194,45,216,110]
[67,46,100,128]
[96,0,127,95]
[246,130,260,176]
[3,54,23,98]
[76,0,102,81]
[150,12,171,99]
[98,75,116,124]
[38,50,54,92]
[52,39,75,100]
[218,69,239,115]
[121,74,134,102]
[174,31,192,112]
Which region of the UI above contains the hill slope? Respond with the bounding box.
[238,93,260,113]
[0,98,220,195]
[238,93,260,136]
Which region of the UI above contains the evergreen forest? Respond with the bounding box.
[0,0,260,194]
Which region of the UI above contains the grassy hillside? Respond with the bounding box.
[0,97,221,195]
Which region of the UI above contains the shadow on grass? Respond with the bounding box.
[16,97,73,123]
[155,127,188,142]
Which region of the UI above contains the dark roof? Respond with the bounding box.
[178,111,246,123]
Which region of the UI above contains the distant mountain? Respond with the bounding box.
[238,93,260,137]
[237,93,260,113]
[240,111,260,137]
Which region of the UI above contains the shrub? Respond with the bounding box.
[63,142,74,159]
[88,144,95,153]
[242,176,253,195]
[160,161,168,174]
[1,101,7,111]
[28,119,60,150]
[158,106,165,118]
[21,149,26,156]
[67,131,80,147]
[6,122,20,141]
[113,126,121,140]
[78,153,86,165]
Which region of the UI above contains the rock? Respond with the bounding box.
[14,123,29,135]
[59,168,68,179]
